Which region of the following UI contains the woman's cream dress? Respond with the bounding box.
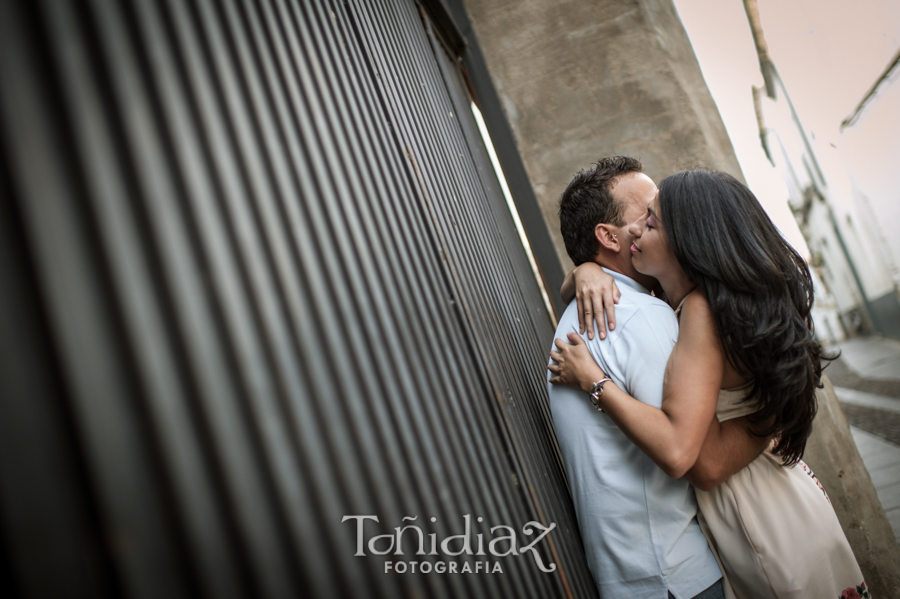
[695,388,869,599]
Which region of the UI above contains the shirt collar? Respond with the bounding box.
[601,267,651,295]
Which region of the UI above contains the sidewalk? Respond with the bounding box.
[832,335,900,545]
[836,336,900,381]
[847,426,900,543]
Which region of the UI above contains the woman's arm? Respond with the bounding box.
[550,292,726,479]
[559,263,621,340]
[560,268,577,303]
[686,416,772,491]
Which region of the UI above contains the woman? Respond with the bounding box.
[548,169,867,598]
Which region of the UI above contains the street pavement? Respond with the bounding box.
[831,336,900,544]
[837,336,900,381]
[848,426,900,543]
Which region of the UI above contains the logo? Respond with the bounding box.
[342,514,557,575]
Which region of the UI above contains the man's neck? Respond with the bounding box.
[595,255,657,292]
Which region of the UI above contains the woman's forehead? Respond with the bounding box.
[649,192,661,215]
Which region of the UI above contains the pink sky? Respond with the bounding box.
[672,0,900,256]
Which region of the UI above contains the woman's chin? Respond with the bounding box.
[630,255,647,273]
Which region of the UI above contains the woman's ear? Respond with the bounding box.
[594,223,621,252]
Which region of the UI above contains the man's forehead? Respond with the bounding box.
[612,172,658,201]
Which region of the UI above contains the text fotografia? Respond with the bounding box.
[342,514,557,574]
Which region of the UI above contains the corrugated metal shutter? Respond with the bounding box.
[0,0,595,597]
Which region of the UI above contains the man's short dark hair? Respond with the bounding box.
[558,156,644,265]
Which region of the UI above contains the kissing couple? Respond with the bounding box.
[547,157,866,598]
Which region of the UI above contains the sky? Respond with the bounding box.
[671,0,900,258]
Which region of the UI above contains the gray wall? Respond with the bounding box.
[462,0,744,270]
[0,0,594,597]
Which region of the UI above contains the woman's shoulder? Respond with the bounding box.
[677,290,718,339]
[680,289,712,318]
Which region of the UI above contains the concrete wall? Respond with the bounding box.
[461,0,743,270]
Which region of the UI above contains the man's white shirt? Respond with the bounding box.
[547,268,720,598]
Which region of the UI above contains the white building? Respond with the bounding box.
[839,49,900,311]
[746,1,900,341]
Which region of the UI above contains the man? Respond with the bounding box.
[547,157,764,598]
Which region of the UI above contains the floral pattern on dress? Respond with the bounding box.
[799,460,830,502]
[840,581,871,599]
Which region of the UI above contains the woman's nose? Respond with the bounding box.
[627,221,640,237]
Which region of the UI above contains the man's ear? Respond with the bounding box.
[594,223,620,252]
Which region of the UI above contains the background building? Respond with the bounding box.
[747,0,900,342]
[840,49,900,323]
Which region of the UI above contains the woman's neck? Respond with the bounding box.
[661,276,698,311]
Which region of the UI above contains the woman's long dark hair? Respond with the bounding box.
[658,169,828,465]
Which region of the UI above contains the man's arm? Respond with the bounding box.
[685,416,771,491]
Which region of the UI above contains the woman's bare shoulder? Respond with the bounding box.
[680,289,712,317]
[678,291,717,339]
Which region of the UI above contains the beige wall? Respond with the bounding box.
[463,0,743,270]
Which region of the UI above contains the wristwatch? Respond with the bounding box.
[589,378,613,412]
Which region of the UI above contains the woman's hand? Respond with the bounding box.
[548,332,607,393]
[559,263,620,340]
